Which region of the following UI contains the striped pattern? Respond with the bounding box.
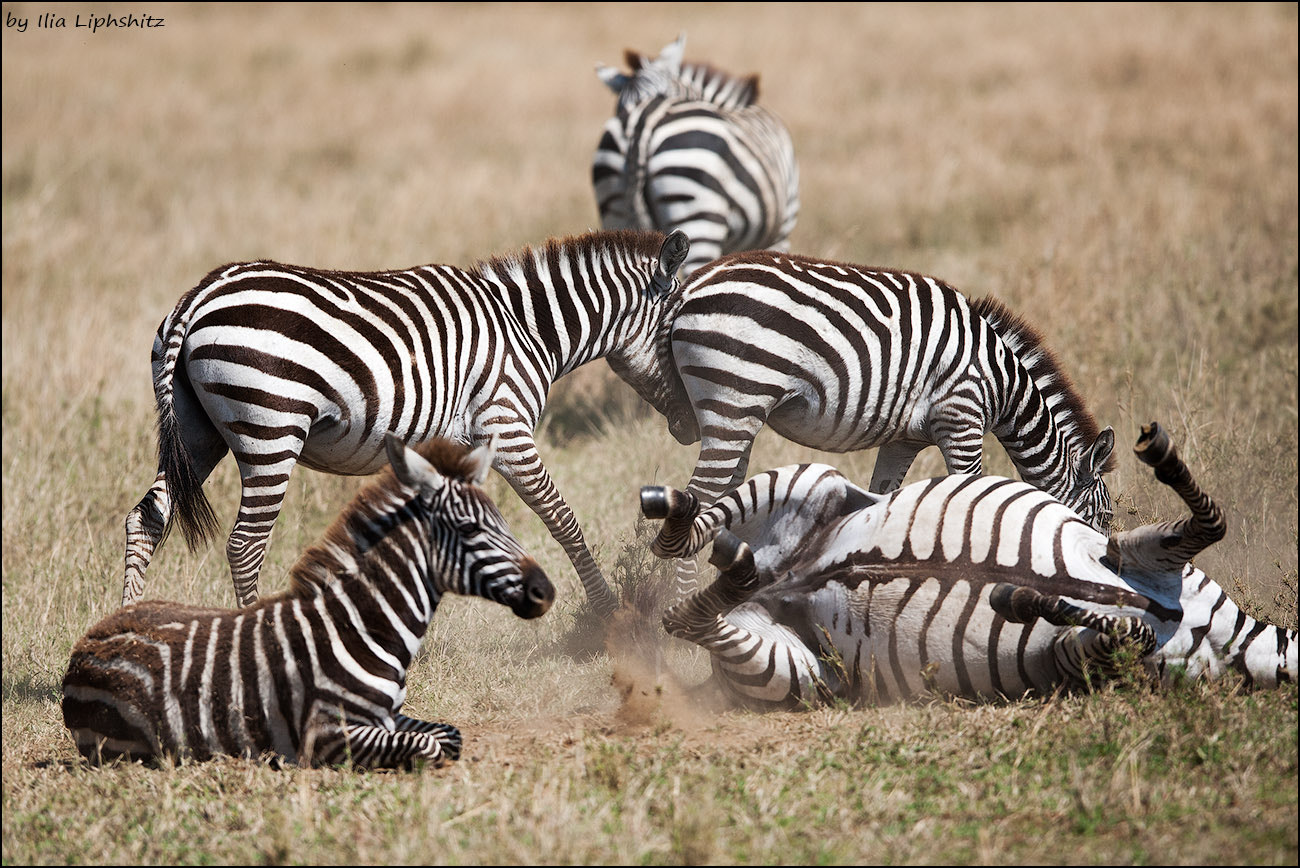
[592,35,800,278]
[660,250,1117,598]
[123,229,692,617]
[66,436,554,767]
[645,424,1296,709]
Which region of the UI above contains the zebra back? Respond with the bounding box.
[68,436,553,766]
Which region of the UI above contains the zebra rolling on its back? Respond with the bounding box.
[660,249,1117,596]
[642,423,1296,710]
[66,435,554,767]
[593,34,800,278]
[123,229,694,617]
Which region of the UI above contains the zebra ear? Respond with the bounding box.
[658,33,686,75]
[465,435,499,486]
[1080,427,1116,478]
[385,433,446,494]
[596,63,628,93]
[841,482,882,515]
[655,230,691,289]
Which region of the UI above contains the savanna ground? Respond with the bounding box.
[2,2,1296,864]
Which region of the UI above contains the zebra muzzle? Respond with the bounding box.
[511,561,555,619]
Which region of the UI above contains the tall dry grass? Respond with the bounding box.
[3,3,1296,864]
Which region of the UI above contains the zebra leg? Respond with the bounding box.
[302,713,461,770]
[989,583,1157,686]
[868,440,929,493]
[123,407,229,606]
[492,431,619,618]
[640,486,702,558]
[123,473,172,607]
[227,451,304,608]
[662,530,762,641]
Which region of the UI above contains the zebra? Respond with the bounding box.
[65,434,554,767]
[640,422,1297,710]
[592,34,800,278]
[122,229,696,618]
[659,249,1118,597]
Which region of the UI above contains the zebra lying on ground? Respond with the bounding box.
[641,422,1296,709]
[658,248,1117,598]
[123,229,694,618]
[66,435,554,768]
[592,34,800,278]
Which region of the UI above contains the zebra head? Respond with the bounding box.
[596,33,687,109]
[1062,426,1116,532]
[605,229,701,444]
[384,434,554,620]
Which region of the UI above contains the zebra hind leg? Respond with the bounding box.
[662,530,762,640]
[123,473,171,606]
[989,583,1157,688]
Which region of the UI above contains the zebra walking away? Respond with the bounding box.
[641,423,1296,710]
[66,434,554,767]
[660,249,1117,596]
[123,229,695,618]
[593,34,800,278]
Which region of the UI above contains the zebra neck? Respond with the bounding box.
[476,240,660,383]
[288,534,436,666]
[990,368,1078,499]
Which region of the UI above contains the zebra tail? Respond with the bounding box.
[155,302,221,551]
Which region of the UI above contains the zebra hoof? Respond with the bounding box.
[708,530,749,570]
[640,486,670,519]
[990,582,1040,624]
[1134,421,1175,469]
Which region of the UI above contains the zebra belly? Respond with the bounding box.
[774,578,1067,704]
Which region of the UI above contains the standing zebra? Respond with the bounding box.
[660,249,1116,596]
[592,34,800,278]
[66,434,554,767]
[642,423,1297,709]
[123,229,694,618]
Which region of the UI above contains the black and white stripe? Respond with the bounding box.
[660,249,1117,596]
[592,34,800,278]
[66,435,554,767]
[643,423,1296,709]
[123,229,693,617]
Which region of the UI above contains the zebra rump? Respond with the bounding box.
[66,435,553,768]
[593,33,800,278]
[643,422,1296,709]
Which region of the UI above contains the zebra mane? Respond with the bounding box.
[286,438,483,597]
[969,295,1117,472]
[624,49,761,109]
[470,229,666,286]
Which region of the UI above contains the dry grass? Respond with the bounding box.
[3,2,1296,865]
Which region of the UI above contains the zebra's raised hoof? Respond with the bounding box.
[640,486,671,520]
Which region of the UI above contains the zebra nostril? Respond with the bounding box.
[517,562,554,618]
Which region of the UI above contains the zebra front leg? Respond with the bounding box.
[641,486,703,558]
[303,714,462,770]
[493,431,618,618]
[990,583,1157,687]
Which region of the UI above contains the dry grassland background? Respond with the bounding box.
[2,2,1297,865]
